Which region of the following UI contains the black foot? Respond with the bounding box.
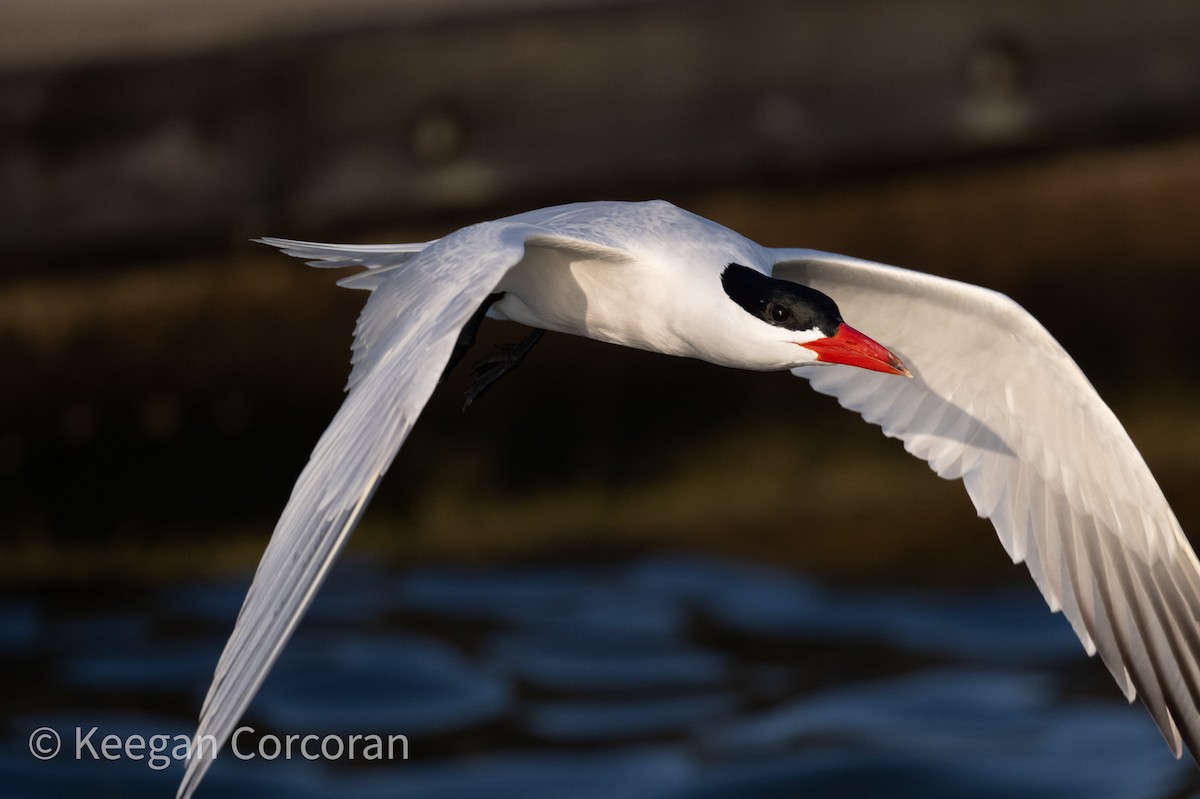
[463,328,546,409]
[440,292,504,384]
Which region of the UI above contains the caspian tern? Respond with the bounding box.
[178,200,1200,797]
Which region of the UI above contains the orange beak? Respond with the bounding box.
[800,323,911,377]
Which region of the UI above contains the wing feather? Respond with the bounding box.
[774,248,1200,759]
[177,221,590,798]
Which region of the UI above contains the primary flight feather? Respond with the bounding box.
[178,200,1200,797]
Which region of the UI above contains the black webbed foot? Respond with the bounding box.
[440,292,504,384]
[463,328,546,409]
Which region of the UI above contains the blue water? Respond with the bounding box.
[2,553,1197,798]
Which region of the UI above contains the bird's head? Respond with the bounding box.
[720,264,910,375]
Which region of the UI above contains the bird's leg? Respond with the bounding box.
[440,292,504,383]
[463,328,546,409]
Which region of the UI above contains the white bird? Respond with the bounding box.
[178,200,1200,797]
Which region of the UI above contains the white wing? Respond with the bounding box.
[773,249,1200,759]
[177,220,623,798]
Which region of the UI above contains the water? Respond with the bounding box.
[2,553,1196,798]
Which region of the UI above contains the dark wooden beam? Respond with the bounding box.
[2,0,1198,262]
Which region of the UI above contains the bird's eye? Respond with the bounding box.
[767,303,791,323]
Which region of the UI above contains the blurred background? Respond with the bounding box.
[2,0,1200,796]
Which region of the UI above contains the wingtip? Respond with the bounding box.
[176,769,199,799]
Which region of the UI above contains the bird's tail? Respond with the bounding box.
[255,237,437,291]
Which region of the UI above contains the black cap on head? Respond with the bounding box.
[721,263,843,335]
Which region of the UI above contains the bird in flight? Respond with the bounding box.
[178,200,1200,797]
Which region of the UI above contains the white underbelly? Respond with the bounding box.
[493,257,697,360]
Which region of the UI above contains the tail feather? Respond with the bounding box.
[256,237,437,290]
